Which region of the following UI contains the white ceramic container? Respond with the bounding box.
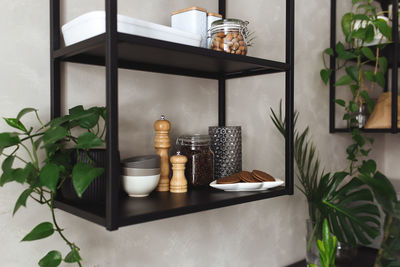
[206,12,222,48]
[354,15,389,46]
[62,11,202,47]
[122,174,160,197]
[171,7,207,48]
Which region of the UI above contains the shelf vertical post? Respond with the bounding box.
[105,0,120,231]
[218,78,226,127]
[329,0,336,133]
[218,0,226,18]
[392,0,398,133]
[50,0,61,119]
[285,0,295,195]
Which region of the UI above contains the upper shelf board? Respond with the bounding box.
[53,33,290,80]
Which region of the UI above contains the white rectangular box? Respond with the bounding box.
[171,7,207,48]
[62,11,202,47]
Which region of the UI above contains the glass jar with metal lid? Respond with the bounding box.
[176,134,214,187]
[209,19,250,55]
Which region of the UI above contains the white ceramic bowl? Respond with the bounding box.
[122,174,160,197]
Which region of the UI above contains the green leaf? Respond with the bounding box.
[352,28,367,40]
[75,132,104,149]
[72,163,104,197]
[324,48,334,56]
[39,251,62,267]
[379,57,388,73]
[78,111,99,129]
[40,163,60,192]
[16,108,37,121]
[335,99,346,107]
[346,66,359,81]
[361,47,376,61]
[0,132,20,148]
[43,126,67,146]
[359,159,377,174]
[374,19,392,39]
[349,101,358,113]
[2,155,15,173]
[364,70,376,82]
[343,113,351,120]
[352,14,371,21]
[350,85,360,98]
[64,249,82,263]
[13,188,33,215]
[365,24,375,43]
[21,222,54,241]
[12,163,33,184]
[69,105,84,115]
[320,69,332,85]
[376,72,386,89]
[342,13,354,37]
[335,75,353,86]
[3,118,27,132]
[360,90,375,113]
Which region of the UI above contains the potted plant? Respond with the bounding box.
[270,102,380,265]
[320,0,391,129]
[0,105,107,266]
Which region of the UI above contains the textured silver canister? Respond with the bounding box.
[208,126,242,180]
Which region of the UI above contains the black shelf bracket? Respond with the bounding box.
[50,0,61,120]
[105,0,120,231]
[285,0,295,195]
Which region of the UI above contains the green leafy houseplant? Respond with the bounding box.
[321,0,391,128]
[0,105,106,267]
[270,102,380,249]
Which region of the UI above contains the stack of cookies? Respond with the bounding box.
[216,170,275,184]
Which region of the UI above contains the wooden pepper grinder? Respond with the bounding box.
[154,115,171,192]
[170,151,188,193]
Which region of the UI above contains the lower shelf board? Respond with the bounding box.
[54,186,287,229]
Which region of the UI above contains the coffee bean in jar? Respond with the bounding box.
[176,134,214,187]
[209,19,249,56]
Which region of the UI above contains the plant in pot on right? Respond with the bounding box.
[320,0,391,129]
[270,102,381,265]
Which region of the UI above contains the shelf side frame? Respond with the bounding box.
[329,0,336,133]
[285,0,295,195]
[50,0,61,119]
[218,0,226,127]
[105,0,120,231]
[392,0,399,133]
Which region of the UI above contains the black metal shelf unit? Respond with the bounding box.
[329,0,399,133]
[50,0,295,231]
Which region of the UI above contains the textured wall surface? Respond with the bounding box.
[0,0,398,266]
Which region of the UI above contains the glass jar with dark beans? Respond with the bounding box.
[176,134,214,187]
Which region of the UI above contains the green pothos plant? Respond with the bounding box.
[320,0,391,128]
[0,105,106,267]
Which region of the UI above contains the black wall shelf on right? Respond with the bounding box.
[329,0,399,134]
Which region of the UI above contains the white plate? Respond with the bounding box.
[209,179,284,192]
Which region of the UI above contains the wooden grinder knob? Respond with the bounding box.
[154,115,171,192]
[170,152,188,193]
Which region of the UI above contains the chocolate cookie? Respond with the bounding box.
[238,171,259,183]
[251,170,275,182]
[216,174,241,184]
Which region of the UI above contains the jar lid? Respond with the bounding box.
[177,134,211,146]
[171,6,207,16]
[211,18,248,28]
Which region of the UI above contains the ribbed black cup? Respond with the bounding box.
[60,149,107,203]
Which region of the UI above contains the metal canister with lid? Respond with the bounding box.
[176,134,214,187]
[209,18,250,55]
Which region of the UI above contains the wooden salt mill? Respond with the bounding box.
[154,115,171,192]
[170,151,188,193]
